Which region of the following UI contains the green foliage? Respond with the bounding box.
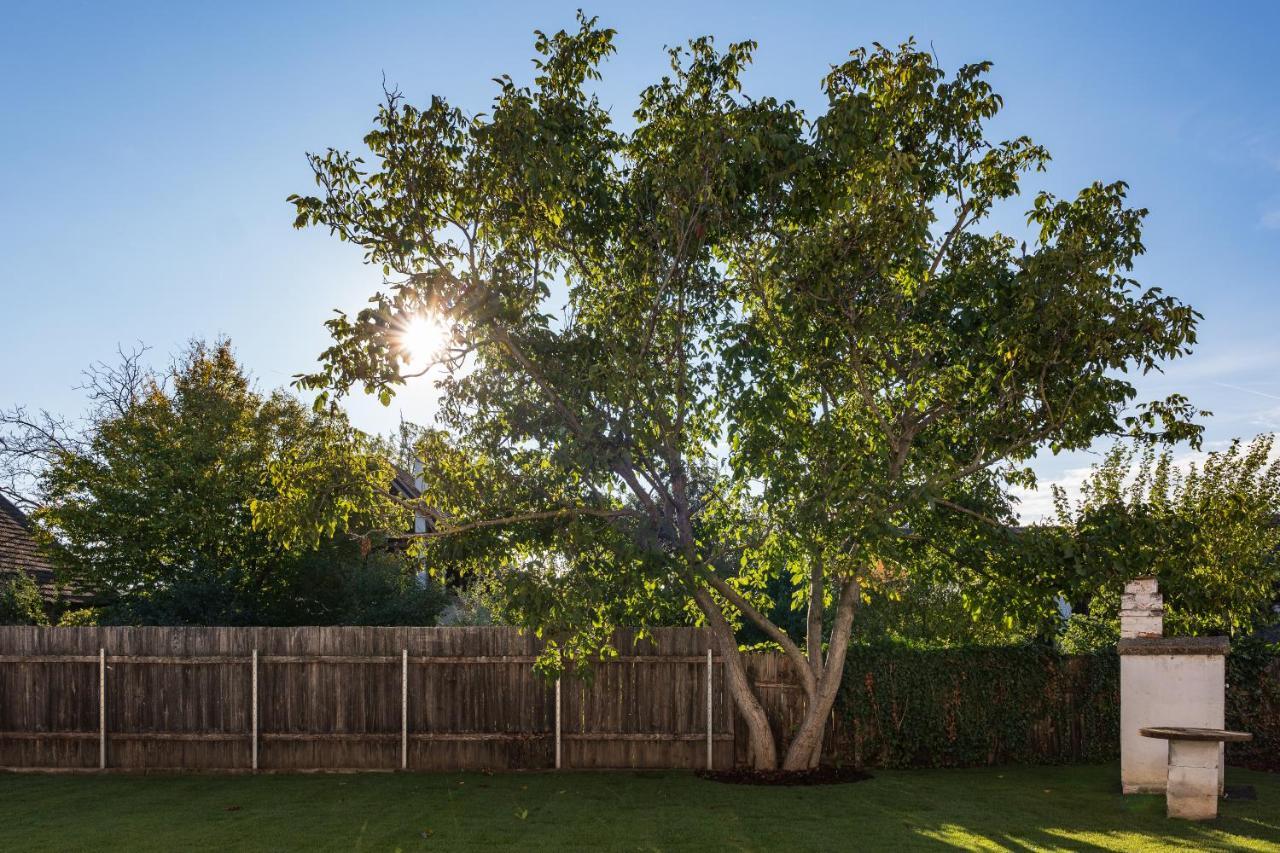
[55,607,100,627]
[28,340,441,626]
[1052,436,1280,648]
[1225,638,1280,771]
[0,571,48,626]
[848,574,1039,648]
[320,550,452,626]
[743,556,1039,649]
[1057,608,1123,656]
[836,645,1120,768]
[723,45,1201,596]
[833,641,1280,771]
[436,578,500,626]
[287,16,1202,763]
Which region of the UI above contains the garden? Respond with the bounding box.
[2,7,1279,852]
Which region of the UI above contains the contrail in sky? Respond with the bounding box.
[1214,382,1280,402]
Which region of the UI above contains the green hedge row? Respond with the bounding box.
[1227,641,1280,771]
[831,642,1279,770]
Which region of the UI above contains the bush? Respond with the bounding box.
[1226,639,1280,771]
[0,571,49,626]
[332,553,451,626]
[56,607,100,626]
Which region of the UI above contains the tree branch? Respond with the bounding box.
[394,506,642,540]
[695,564,817,699]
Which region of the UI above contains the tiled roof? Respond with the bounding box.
[0,493,58,602]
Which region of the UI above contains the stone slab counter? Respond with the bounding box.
[1140,727,1252,820]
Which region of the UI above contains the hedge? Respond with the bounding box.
[831,642,1279,770]
[1227,639,1280,771]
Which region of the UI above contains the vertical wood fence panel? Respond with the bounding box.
[558,628,734,769]
[732,652,835,768]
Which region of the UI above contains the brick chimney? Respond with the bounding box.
[1120,576,1163,639]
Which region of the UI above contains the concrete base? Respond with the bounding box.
[1166,740,1221,821]
[1122,783,1166,795]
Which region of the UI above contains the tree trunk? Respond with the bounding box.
[782,579,860,770]
[692,587,778,769]
[780,653,845,770]
[806,554,824,669]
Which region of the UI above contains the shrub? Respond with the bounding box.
[832,641,1280,771]
[1226,639,1280,771]
[0,571,48,626]
[56,607,100,627]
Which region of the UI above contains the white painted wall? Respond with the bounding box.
[1120,653,1226,794]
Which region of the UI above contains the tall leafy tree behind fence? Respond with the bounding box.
[281,14,1203,772]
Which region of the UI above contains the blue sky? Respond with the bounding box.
[2,2,1278,518]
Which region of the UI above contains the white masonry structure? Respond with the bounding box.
[1118,576,1228,795]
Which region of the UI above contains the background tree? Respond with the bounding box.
[286,18,1200,769]
[0,340,447,626]
[1052,436,1280,651]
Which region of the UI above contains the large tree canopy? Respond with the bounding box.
[287,17,1200,769]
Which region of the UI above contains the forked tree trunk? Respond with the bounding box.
[694,579,861,771]
[781,580,859,770]
[780,637,849,769]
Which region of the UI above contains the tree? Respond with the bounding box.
[287,17,1200,769]
[1053,436,1280,651]
[1,340,443,625]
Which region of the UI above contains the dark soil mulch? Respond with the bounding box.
[695,766,872,786]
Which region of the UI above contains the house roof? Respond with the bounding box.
[0,493,58,602]
[390,467,421,500]
[389,466,439,538]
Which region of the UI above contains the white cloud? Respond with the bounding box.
[1251,406,1280,431]
[1010,464,1094,525]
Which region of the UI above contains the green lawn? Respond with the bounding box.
[2,764,1276,851]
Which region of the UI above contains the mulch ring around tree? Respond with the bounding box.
[695,766,872,786]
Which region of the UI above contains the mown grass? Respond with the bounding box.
[2,763,1277,851]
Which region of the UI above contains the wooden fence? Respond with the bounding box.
[1,626,1119,773]
[0,626,738,772]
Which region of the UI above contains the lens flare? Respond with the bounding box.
[398,314,449,365]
